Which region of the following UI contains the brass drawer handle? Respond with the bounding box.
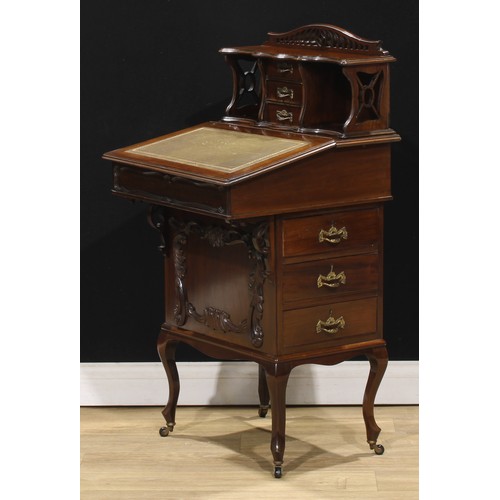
[276,109,293,122]
[318,225,348,245]
[277,62,294,74]
[277,86,294,100]
[316,310,346,335]
[317,266,346,288]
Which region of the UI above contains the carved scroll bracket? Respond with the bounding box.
[247,223,270,348]
[148,205,169,256]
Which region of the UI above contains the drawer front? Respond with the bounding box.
[113,164,228,216]
[282,254,379,305]
[266,80,302,105]
[265,60,302,81]
[283,297,379,351]
[264,103,301,127]
[282,208,379,258]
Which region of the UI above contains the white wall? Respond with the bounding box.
[80,361,418,406]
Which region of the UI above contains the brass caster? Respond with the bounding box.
[159,423,174,437]
[258,405,269,418]
[274,465,283,479]
[368,441,385,455]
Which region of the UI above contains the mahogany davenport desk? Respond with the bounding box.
[103,24,400,478]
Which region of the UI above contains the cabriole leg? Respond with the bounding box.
[157,332,180,437]
[258,364,270,417]
[363,346,388,454]
[265,364,291,478]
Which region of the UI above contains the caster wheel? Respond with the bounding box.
[258,406,269,418]
[274,466,283,479]
[159,426,170,437]
[373,444,385,455]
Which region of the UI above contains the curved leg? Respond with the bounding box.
[258,364,270,417]
[157,331,180,436]
[264,364,291,478]
[363,345,388,454]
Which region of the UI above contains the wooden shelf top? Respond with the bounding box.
[220,24,396,66]
[220,44,395,66]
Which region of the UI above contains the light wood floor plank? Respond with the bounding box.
[81,406,418,499]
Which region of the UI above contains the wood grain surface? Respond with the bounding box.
[81,405,418,499]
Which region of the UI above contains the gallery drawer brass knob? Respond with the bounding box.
[317,266,346,288]
[318,225,348,245]
[277,86,294,100]
[276,109,293,122]
[316,310,346,335]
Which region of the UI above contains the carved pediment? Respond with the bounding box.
[266,24,385,54]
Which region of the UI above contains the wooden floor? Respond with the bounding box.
[81,405,418,499]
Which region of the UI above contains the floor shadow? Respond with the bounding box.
[167,408,373,476]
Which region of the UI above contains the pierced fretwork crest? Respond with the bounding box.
[266,24,384,54]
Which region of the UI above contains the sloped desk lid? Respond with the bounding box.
[128,127,308,172]
[103,122,337,185]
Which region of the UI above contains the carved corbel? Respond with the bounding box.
[147,205,169,256]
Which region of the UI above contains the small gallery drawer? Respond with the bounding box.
[282,297,378,351]
[265,60,302,81]
[282,208,379,258]
[282,253,379,305]
[265,103,302,126]
[266,80,303,105]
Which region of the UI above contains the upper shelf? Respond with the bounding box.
[220,24,396,66]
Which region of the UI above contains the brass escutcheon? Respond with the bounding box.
[316,310,346,335]
[277,86,294,100]
[317,266,346,288]
[276,109,293,122]
[277,62,293,74]
[318,225,348,245]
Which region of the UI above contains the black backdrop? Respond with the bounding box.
[81,0,418,362]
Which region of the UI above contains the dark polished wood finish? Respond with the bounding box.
[104,23,399,478]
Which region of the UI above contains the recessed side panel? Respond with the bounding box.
[230,144,392,218]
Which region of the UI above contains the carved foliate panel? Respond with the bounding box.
[167,216,269,348]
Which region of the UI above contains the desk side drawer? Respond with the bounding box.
[282,208,379,258]
[282,297,379,352]
[282,253,379,305]
[112,164,228,217]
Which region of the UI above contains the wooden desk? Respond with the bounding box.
[103,24,400,478]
